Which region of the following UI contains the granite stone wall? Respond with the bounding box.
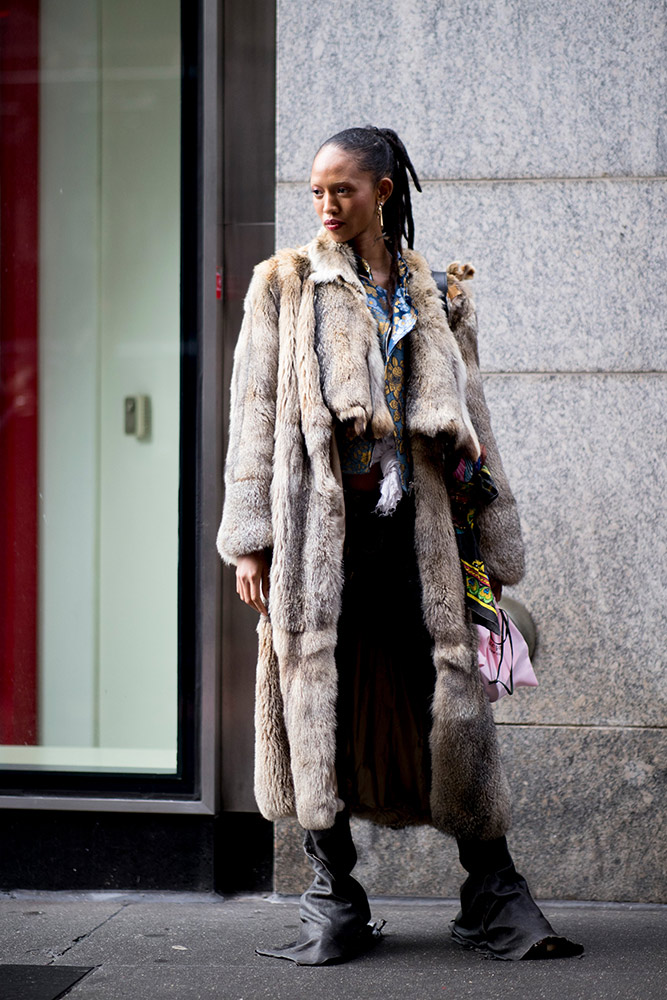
[273,0,667,902]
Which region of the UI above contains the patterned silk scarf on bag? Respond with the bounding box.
[446,452,501,634]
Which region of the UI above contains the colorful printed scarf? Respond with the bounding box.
[447,453,501,634]
[337,254,416,491]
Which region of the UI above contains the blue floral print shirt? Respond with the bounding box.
[338,254,417,490]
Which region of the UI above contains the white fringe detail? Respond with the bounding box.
[372,436,403,516]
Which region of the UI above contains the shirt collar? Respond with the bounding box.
[358,251,408,288]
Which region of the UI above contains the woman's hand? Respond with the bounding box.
[236,550,270,616]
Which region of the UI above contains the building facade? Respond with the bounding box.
[272,0,667,904]
[0,0,665,901]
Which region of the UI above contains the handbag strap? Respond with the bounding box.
[431,269,450,320]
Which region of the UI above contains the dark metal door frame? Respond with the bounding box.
[219,0,277,814]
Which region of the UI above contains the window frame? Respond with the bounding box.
[0,0,221,816]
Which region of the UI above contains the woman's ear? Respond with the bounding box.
[377,176,394,203]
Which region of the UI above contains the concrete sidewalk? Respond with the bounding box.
[0,891,664,1000]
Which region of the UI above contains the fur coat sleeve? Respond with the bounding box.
[446,264,526,586]
[216,259,280,565]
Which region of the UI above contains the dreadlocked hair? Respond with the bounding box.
[317,126,422,295]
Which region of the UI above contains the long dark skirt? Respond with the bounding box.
[335,487,436,826]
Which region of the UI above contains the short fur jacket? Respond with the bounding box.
[216,230,525,840]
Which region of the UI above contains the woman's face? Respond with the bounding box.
[310,144,392,245]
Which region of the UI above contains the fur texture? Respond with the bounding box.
[217,231,524,837]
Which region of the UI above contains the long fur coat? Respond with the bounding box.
[216,231,525,840]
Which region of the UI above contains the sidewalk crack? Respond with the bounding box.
[47,903,128,964]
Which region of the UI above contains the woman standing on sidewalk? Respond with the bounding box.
[216,126,583,965]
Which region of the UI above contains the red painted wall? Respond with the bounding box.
[0,1,39,743]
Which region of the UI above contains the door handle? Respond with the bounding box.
[124,395,151,440]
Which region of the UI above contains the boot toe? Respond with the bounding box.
[522,935,585,960]
[256,919,384,966]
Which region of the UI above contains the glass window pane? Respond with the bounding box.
[0,0,181,774]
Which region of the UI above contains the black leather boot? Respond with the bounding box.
[452,836,584,960]
[256,810,383,965]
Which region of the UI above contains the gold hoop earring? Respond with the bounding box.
[377,201,384,230]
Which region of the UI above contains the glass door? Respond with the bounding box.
[0,0,190,785]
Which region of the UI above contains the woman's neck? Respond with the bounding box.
[351,231,393,289]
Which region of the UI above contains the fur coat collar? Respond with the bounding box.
[306,232,481,452]
[217,230,525,838]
